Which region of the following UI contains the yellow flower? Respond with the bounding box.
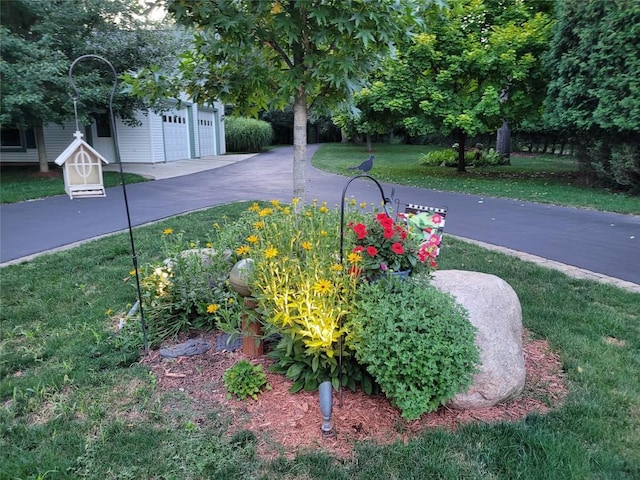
[313,279,332,295]
[207,304,220,314]
[189,241,196,248]
[253,221,265,230]
[205,242,213,248]
[271,1,283,14]
[258,208,274,217]
[246,235,259,244]
[330,264,343,272]
[320,230,328,237]
[360,202,368,209]
[228,298,235,305]
[301,241,312,251]
[319,205,328,214]
[270,199,281,207]
[283,207,291,215]
[236,245,251,255]
[212,222,220,228]
[264,246,278,259]
[292,197,300,205]
[129,269,138,276]
[248,202,260,212]
[347,252,362,264]
[162,228,173,235]
[105,308,114,316]
[350,198,356,206]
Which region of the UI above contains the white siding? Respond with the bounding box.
[161,107,190,162]
[198,109,217,156]
[114,113,153,164]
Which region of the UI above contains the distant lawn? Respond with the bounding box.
[312,143,640,214]
[0,165,149,204]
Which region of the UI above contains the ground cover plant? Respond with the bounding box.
[0,165,148,204]
[1,202,639,479]
[312,143,640,214]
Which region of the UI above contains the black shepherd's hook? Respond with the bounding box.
[68,55,149,354]
[336,174,391,406]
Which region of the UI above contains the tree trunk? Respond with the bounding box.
[35,125,49,173]
[496,120,511,163]
[293,91,307,208]
[365,133,372,152]
[457,130,467,172]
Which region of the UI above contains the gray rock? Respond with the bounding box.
[160,338,211,358]
[431,269,525,409]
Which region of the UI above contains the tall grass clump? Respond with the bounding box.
[225,116,273,153]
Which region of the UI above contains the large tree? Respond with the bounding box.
[544,0,640,190]
[354,0,553,170]
[0,0,181,172]
[128,0,427,205]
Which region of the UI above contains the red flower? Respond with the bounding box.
[366,246,378,257]
[383,227,395,239]
[353,223,368,240]
[377,213,393,228]
[353,246,364,253]
[391,242,404,254]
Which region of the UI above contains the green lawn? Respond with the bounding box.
[0,165,148,204]
[312,143,640,214]
[1,203,638,479]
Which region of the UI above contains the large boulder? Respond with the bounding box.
[430,270,525,409]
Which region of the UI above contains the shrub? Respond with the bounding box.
[225,116,273,153]
[591,142,640,193]
[347,275,480,420]
[223,360,271,400]
[419,148,478,167]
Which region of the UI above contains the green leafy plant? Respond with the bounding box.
[347,275,480,420]
[224,116,273,152]
[223,360,271,400]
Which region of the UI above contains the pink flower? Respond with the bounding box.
[431,214,443,225]
[380,263,388,271]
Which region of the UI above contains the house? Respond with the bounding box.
[0,100,226,165]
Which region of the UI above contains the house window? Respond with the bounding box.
[1,127,36,151]
[95,113,112,138]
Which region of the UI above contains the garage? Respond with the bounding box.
[198,109,217,157]
[162,108,190,161]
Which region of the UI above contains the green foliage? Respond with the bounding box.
[419,147,506,168]
[588,141,640,193]
[224,116,274,153]
[138,230,243,345]
[353,0,553,159]
[347,275,480,420]
[223,360,271,400]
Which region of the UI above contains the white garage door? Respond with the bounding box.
[198,110,217,156]
[162,109,190,162]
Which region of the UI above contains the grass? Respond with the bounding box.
[1,202,639,479]
[312,143,640,214]
[0,165,148,204]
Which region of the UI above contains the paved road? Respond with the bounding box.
[2,145,639,289]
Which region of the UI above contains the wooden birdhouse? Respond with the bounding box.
[54,131,109,199]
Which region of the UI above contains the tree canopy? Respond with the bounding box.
[349,0,553,170]
[127,0,429,204]
[0,0,183,170]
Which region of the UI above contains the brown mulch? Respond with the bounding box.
[140,329,567,459]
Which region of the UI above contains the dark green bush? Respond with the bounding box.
[591,142,640,193]
[419,149,478,167]
[225,116,274,153]
[347,275,480,420]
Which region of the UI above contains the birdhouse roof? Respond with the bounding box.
[54,132,110,166]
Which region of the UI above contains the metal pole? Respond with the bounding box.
[338,174,391,406]
[68,55,149,354]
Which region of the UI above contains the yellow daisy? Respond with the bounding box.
[301,241,312,251]
[347,252,362,263]
[313,279,332,295]
[246,235,259,244]
[207,304,220,314]
[264,246,278,259]
[162,228,173,235]
[253,221,265,229]
[236,245,251,255]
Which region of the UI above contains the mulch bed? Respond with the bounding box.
[140,329,567,459]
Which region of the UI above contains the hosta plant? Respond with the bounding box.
[223,360,271,400]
